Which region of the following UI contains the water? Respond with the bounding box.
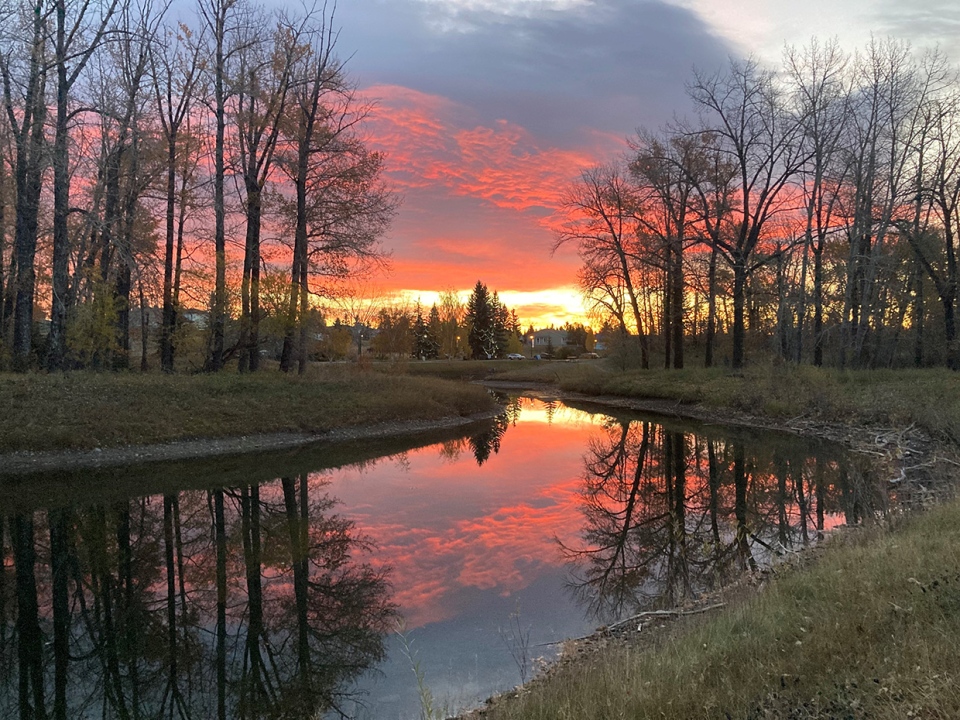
[0,396,887,719]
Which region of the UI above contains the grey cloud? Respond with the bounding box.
[873,0,960,59]
[336,0,734,145]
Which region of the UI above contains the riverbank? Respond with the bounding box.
[0,367,497,461]
[7,361,960,718]
[442,361,960,719]
[488,361,960,446]
[466,497,960,719]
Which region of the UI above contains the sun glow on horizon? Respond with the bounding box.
[395,285,592,328]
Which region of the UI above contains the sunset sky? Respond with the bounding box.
[327,0,960,327]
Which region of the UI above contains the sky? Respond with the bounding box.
[328,0,960,328]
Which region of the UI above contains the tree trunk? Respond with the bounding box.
[239,182,262,372]
[207,5,229,373]
[47,0,72,372]
[813,243,824,367]
[160,139,177,372]
[214,489,227,720]
[240,485,265,712]
[281,476,310,678]
[732,444,756,571]
[50,509,70,720]
[662,263,672,369]
[705,245,717,368]
[671,239,684,369]
[138,279,148,372]
[913,263,924,367]
[13,514,46,719]
[731,257,747,370]
[163,495,181,708]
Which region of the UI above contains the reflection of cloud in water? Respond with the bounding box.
[326,398,594,628]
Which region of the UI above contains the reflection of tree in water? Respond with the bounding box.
[0,475,393,719]
[562,419,884,622]
[469,413,510,466]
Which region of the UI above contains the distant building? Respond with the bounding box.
[181,309,209,328]
[531,329,566,350]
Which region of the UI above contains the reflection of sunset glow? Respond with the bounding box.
[321,398,597,627]
[321,398,873,630]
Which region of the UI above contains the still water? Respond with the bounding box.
[0,396,887,719]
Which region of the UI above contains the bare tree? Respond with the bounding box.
[837,39,939,367]
[556,163,650,368]
[46,0,124,370]
[901,54,960,368]
[784,38,850,366]
[198,0,245,371]
[276,26,395,373]
[630,130,703,369]
[152,21,206,371]
[2,0,51,371]
[687,57,807,370]
[234,16,303,372]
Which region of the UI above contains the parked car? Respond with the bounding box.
[505,353,525,360]
[579,352,600,359]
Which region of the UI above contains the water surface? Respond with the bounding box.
[0,396,886,719]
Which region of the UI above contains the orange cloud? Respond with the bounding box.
[363,85,598,216]
[354,83,619,322]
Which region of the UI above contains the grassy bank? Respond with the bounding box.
[0,366,496,452]
[482,501,960,719]
[484,361,960,444]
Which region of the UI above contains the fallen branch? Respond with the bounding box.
[533,602,729,647]
[606,602,727,631]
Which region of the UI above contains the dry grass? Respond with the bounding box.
[484,502,960,719]
[0,365,496,452]
[490,361,960,443]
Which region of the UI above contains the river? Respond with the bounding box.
[0,394,886,719]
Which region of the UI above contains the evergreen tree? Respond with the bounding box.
[413,303,440,359]
[427,305,443,358]
[466,281,494,358]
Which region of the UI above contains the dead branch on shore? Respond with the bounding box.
[534,602,727,647]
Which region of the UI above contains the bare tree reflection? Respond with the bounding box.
[0,476,394,719]
[563,419,886,622]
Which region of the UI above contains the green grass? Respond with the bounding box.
[0,365,496,452]
[485,502,960,719]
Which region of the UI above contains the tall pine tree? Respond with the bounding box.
[466,281,494,359]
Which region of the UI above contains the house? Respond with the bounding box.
[531,329,566,351]
[180,309,209,328]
